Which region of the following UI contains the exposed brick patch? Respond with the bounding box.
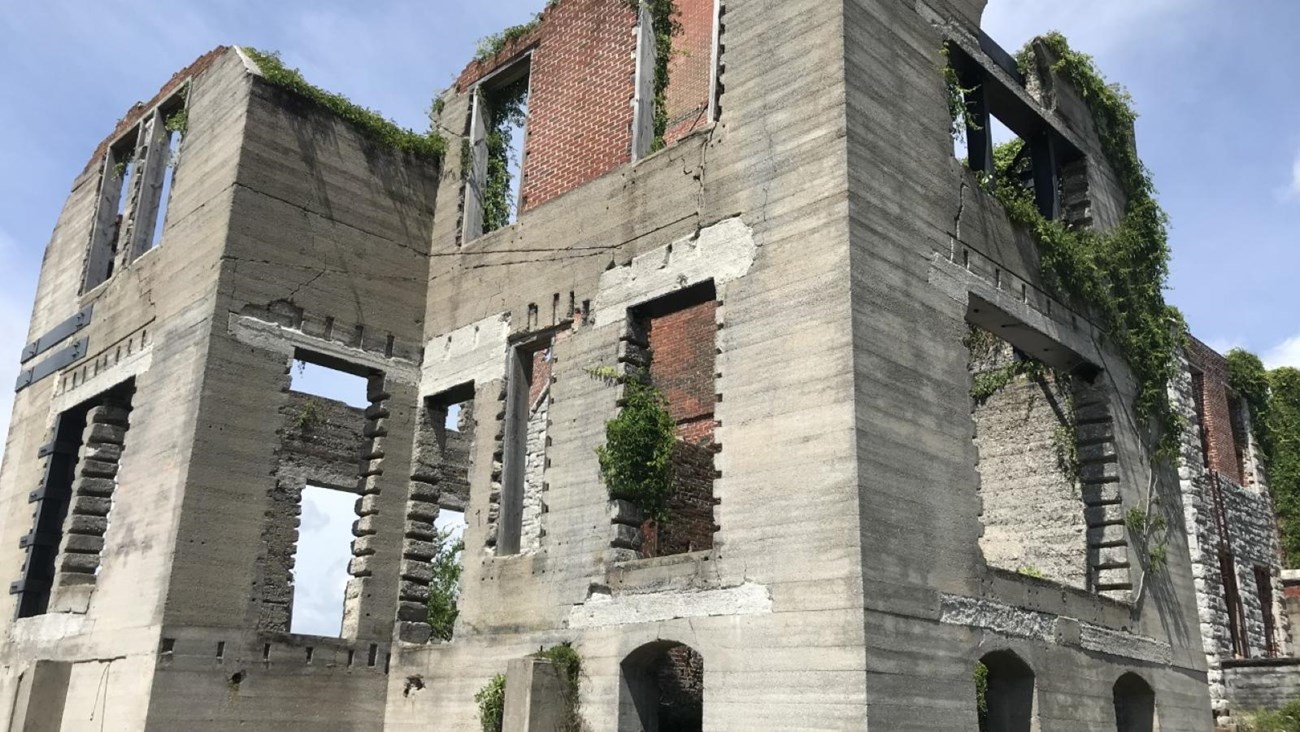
[638,293,718,557]
[518,0,638,212]
[663,0,716,144]
[82,46,228,176]
[1186,337,1250,486]
[646,299,718,436]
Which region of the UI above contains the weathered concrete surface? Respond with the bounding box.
[0,0,1266,728]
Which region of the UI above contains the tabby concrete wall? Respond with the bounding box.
[388,0,865,728]
[843,2,1211,728]
[0,47,248,730]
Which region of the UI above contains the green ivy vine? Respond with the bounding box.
[242,48,445,161]
[480,76,530,234]
[629,0,681,151]
[956,33,1184,456]
[1228,349,1300,565]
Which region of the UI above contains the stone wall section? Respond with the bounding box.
[519,383,550,554]
[344,373,396,638]
[1173,347,1290,721]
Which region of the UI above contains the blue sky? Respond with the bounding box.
[0,1,1297,627]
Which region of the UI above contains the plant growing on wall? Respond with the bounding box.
[426,527,464,641]
[476,674,506,732]
[594,371,677,522]
[538,643,583,731]
[242,48,445,160]
[480,77,530,234]
[633,0,681,151]
[1228,349,1300,565]
[952,34,1185,456]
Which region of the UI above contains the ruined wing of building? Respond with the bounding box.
[0,0,1293,729]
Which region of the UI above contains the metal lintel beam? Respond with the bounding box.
[15,337,89,393]
[20,305,93,364]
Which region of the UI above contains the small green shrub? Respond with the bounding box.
[164,108,188,135]
[538,643,582,731]
[1241,699,1300,732]
[426,527,464,641]
[596,377,677,522]
[974,661,989,715]
[476,674,506,732]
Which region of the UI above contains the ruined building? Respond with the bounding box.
[0,0,1294,729]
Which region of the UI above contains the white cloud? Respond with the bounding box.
[980,0,1204,59]
[1264,334,1300,370]
[1287,147,1300,201]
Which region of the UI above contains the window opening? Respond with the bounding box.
[634,0,721,159]
[1191,369,1211,469]
[465,59,531,242]
[946,40,1079,221]
[620,282,719,559]
[1220,550,1248,658]
[1255,566,1278,658]
[499,336,553,555]
[407,385,474,643]
[268,355,371,636]
[149,102,186,249]
[967,321,1090,589]
[976,651,1036,732]
[619,641,704,732]
[290,485,355,636]
[1228,395,1250,485]
[84,129,140,292]
[1112,673,1157,732]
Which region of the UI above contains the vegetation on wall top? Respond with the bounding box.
[1228,349,1300,565]
[971,33,1184,455]
[242,47,446,161]
[475,674,506,732]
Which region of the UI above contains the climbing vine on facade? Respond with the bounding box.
[479,76,530,234]
[1228,349,1300,565]
[956,34,1184,455]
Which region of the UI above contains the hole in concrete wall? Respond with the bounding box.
[619,641,704,732]
[499,337,554,555]
[967,322,1090,590]
[977,651,1035,732]
[216,641,225,660]
[290,484,356,637]
[1112,672,1157,732]
[627,282,719,559]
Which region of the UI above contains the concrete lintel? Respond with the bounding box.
[567,581,771,629]
[229,314,419,383]
[928,253,1106,371]
[420,312,511,399]
[592,216,757,328]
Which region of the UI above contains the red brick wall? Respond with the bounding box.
[1187,338,1247,485]
[639,296,717,556]
[663,0,716,145]
[647,299,717,442]
[521,0,638,211]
